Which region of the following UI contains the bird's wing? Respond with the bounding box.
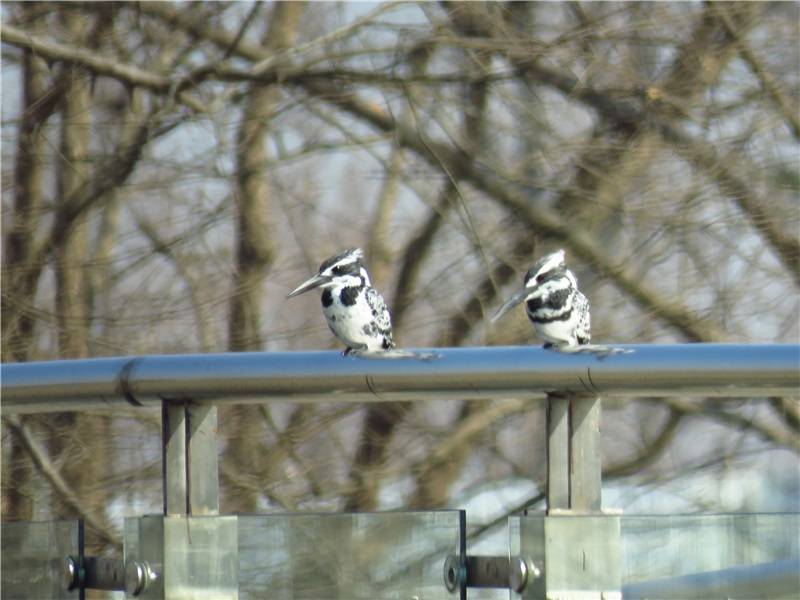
[575,291,591,345]
[365,287,394,346]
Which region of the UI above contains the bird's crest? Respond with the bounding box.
[319,247,364,273]
[525,249,566,285]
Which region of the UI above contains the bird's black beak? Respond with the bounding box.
[491,287,529,323]
[287,273,331,298]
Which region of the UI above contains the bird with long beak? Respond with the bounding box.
[492,249,591,349]
[287,248,394,355]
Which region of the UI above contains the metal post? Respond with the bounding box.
[186,404,219,515]
[162,400,220,516]
[538,392,617,597]
[162,401,187,515]
[546,392,602,513]
[569,395,602,512]
[546,394,570,512]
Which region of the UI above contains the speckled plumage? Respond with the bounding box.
[493,249,591,348]
[288,248,394,354]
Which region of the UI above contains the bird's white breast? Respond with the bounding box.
[323,286,384,350]
[526,276,586,347]
[534,315,581,346]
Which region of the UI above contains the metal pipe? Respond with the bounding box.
[465,555,512,588]
[83,556,127,592]
[444,555,537,592]
[2,344,798,415]
[63,556,127,592]
[622,557,800,599]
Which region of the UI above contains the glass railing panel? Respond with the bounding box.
[163,516,238,599]
[123,515,238,599]
[237,510,466,599]
[1,519,83,599]
[123,515,164,599]
[620,513,800,599]
[509,512,799,600]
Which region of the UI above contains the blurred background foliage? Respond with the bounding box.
[2,1,798,558]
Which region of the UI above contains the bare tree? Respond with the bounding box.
[2,24,51,521]
[2,1,797,552]
[223,1,306,513]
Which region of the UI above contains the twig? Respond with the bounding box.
[714,4,800,140]
[3,416,122,550]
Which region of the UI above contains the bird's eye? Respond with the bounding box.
[332,266,344,275]
[536,274,545,283]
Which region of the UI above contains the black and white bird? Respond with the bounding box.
[492,249,591,349]
[287,248,395,355]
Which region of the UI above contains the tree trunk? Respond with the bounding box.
[345,11,492,511]
[1,48,50,363]
[223,1,306,513]
[48,11,111,557]
[1,35,52,521]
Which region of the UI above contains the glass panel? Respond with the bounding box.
[238,511,465,599]
[123,516,164,600]
[124,515,238,599]
[621,513,800,599]
[509,513,799,600]
[1,519,83,600]
[164,516,238,599]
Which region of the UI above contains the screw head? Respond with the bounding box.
[62,556,79,591]
[509,556,528,593]
[443,555,461,592]
[125,560,149,596]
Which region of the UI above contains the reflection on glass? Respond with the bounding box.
[124,516,164,600]
[621,513,799,580]
[238,511,465,599]
[621,513,800,597]
[1,519,82,599]
[124,515,239,599]
[509,512,799,599]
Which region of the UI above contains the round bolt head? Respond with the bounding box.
[443,555,461,592]
[509,556,528,593]
[62,556,79,591]
[125,561,147,596]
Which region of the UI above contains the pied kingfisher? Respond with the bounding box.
[287,248,395,355]
[492,249,590,349]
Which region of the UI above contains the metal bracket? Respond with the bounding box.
[63,556,126,592]
[515,513,622,598]
[444,555,539,593]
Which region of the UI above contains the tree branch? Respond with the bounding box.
[768,397,800,435]
[714,3,800,140]
[1,23,207,113]
[410,397,533,508]
[3,417,122,551]
[664,398,800,453]
[604,408,684,478]
[134,2,796,298]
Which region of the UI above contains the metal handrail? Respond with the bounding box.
[2,344,798,414]
[622,557,800,599]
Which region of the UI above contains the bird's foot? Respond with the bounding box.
[346,348,441,361]
[545,343,632,358]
